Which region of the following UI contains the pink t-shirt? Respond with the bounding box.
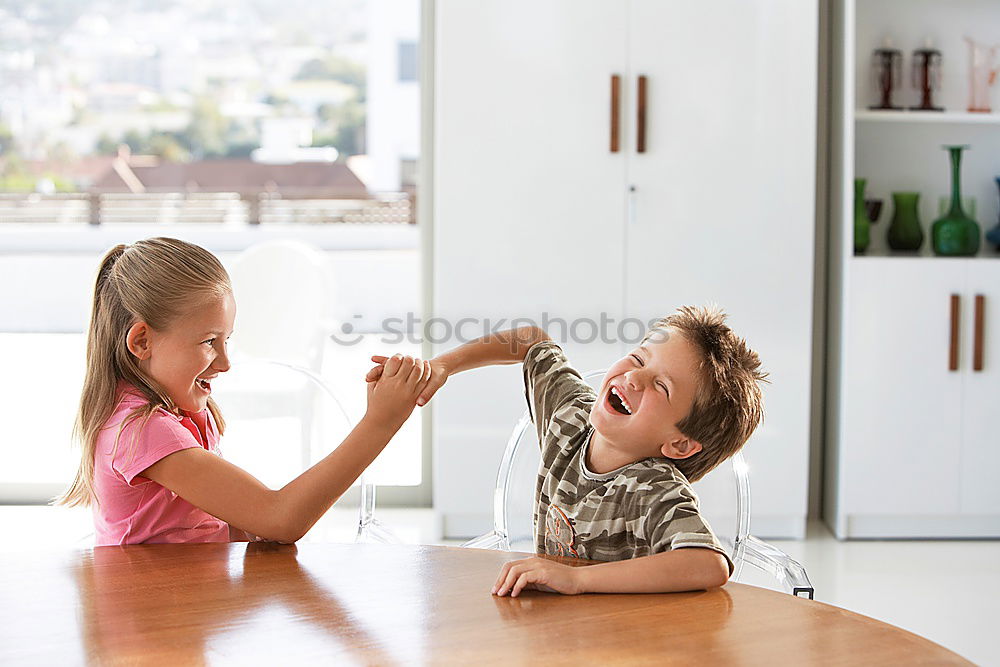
[92,383,230,545]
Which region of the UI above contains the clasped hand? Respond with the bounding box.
[366,355,448,409]
[364,354,436,425]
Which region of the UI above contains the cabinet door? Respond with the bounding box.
[624,0,818,536]
[843,259,964,520]
[433,1,628,535]
[960,262,1000,518]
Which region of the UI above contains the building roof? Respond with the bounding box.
[92,159,369,195]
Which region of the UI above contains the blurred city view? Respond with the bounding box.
[0,0,419,224]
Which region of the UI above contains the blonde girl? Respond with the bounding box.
[57,237,429,545]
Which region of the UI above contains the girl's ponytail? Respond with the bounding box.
[56,244,130,507]
[94,244,126,296]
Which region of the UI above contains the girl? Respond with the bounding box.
[57,237,429,545]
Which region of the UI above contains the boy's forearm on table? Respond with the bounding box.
[436,326,551,375]
[576,548,730,594]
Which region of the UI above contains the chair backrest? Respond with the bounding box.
[210,358,376,541]
[495,370,750,580]
[227,240,333,371]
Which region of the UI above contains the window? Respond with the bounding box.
[398,41,418,83]
[0,0,426,506]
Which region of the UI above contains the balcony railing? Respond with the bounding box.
[0,192,414,225]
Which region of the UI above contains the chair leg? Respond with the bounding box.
[355,518,402,545]
[741,534,815,599]
[461,530,508,551]
[300,385,315,470]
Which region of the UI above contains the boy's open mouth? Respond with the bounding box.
[607,386,632,416]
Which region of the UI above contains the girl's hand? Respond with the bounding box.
[365,354,431,425]
[366,355,448,406]
[492,557,585,597]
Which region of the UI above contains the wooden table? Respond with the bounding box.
[0,542,970,665]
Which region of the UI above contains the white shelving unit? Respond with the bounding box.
[855,110,1000,125]
[825,0,1000,539]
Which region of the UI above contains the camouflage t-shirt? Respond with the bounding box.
[524,341,733,572]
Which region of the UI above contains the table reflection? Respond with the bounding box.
[73,542,397,665]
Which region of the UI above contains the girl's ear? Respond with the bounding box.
[126,322,152,360]
[661,437,702,460]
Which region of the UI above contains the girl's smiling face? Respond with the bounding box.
[129,293,236,413]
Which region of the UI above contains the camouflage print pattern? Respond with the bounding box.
[523,341,733,572]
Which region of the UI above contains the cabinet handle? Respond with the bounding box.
[949,294,960,371]
[974,294,985,372]
[610,74,621,153]
[637,75,648,153]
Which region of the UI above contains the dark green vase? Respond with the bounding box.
[854,178,871,254]
[931,145,980,256]
[986,177,1000,251]
[887,192,924,251]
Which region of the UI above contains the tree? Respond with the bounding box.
[146,133,190,162]
[295,56,366,94]
[0,123,15,156]
[312,97,365,157]
[95,133,119,155]
[177,98,228,158]
[122,129,146,154]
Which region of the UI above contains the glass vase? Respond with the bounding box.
[931,145,980,257]
[854,178,871,254]
[986,177,1000,251]
[887,192,923,252]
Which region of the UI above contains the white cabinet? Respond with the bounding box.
[831,258,1000,537]
[960,262,1000,517]
[825,0,1000,538]
[432,0,818,539]
[840,259,965,525]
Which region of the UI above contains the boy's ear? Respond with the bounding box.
[126,321,153,361]
[661,437,702,460]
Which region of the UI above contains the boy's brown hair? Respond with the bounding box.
[645,305,768,482]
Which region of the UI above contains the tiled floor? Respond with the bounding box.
[1,506,996,664]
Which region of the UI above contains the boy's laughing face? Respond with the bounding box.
[590,327,703,461]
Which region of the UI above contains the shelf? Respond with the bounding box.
[855,110,1000,125]
[851,253,1000,261]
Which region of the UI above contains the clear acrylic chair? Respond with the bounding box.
[227,240,334,470]
[463,370,814,599]
[212,358,397,544]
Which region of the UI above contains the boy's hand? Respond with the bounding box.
[366,355,448,406]
[492,557,585,597]
[365,354,431,425]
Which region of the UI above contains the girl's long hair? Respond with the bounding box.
[55,237,231,507]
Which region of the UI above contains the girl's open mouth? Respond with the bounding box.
[196,378,211,392]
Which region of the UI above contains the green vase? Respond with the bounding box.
[887,192,924,251]
[931,145,981,256]
[854,178,871,254]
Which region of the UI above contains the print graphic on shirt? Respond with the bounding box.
[544,504,579,558]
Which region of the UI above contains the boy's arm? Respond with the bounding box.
[366,326,551,405]
[492,548,730,597]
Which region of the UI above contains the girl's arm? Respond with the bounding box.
[141,355,429,543]
[367,325,552,406]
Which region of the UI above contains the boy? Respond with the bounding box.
[366,305,766,595]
